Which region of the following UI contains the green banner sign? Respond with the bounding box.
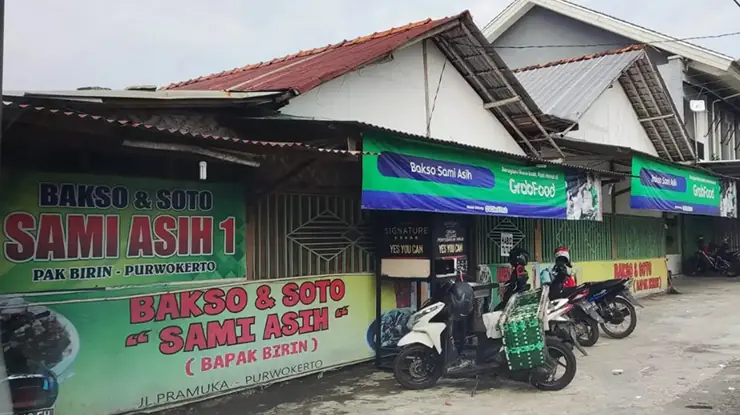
[361,132,603,221]
[631,155,737,217]
[0,274,389,414]
[0,172,247,294]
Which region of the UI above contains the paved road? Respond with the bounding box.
[158,277,740,415]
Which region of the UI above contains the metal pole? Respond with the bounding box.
[0,0,5,174]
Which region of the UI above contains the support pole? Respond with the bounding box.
[0,0,6,174]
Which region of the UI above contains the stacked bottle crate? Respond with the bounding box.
[499,289,547,371]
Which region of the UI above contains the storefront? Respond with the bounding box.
[627,154,737,275]
[358,130,617,364]
[0,101,388,415]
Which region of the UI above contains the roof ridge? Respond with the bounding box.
[512,44,645,72]
[162,16,447,90]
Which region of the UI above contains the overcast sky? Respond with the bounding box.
[5,0,740,91]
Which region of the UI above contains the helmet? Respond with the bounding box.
[448,281,474,320]
[508,248,530,267]
[554,246,572,267]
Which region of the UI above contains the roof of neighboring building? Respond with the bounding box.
[4,89,292,111]
[512,45,696,162]
[161,11,572,157]
[513,46,644,121]
[0,100,362,157]
[482,0,740,77]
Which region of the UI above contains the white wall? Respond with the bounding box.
[281,42,526,155]
[568,83,659,157]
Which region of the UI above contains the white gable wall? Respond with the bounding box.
[568,83,659,157]
[281,42,526,155]
[565,83,661,218]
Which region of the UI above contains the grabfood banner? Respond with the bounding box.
[361,132,602,221]
[0,172,246,294]
[631,155,737,218]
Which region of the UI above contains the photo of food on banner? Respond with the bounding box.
[0,296,79,414]
[720,179,737,218]
[566,171,601,221]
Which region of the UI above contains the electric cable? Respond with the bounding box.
[451,30,740,50]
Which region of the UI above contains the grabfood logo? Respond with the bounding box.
[693,184,715,199]
[509,179,556,198]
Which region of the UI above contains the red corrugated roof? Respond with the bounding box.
[163,12,466,93]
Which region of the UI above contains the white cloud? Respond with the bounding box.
[5,0,739,90]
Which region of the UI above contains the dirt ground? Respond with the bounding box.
[157,277,740,415]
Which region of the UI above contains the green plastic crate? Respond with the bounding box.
[499,288,547,371]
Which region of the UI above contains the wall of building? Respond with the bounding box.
[683,83,740,161]
[568,83,659,157]
[491,6,680,125]
[281,41,526,155]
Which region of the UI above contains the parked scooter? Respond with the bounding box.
[717,237,740,265]
[498,248,587,354]
[392,249,578,391]
[575,278,643,339]
[686,236,738,277]
[541,247,602,347]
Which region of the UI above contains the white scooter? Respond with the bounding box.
[392,285,579,391]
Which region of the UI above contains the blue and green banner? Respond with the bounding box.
[361,132,602,221]
[630,155,737,218]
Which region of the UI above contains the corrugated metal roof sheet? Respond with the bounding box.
[2,101,362,156]
[511,45,695,162]
[513,47,644,121]
[163,15,460,93]
[242,116,627,177]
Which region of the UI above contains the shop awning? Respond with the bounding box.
[240,116,627,179]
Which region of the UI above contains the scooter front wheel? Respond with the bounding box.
[531,338,577,391]
[393,344,443,390]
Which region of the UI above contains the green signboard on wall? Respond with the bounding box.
[361,132,603,221]
[0,172,247,293]
[630,155,737,218]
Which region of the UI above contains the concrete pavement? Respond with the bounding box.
[157,276,740,415]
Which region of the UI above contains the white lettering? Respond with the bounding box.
[409,162,436,176]
[509,179,557,198]
[650,174,677,187]
[692,184,715,199]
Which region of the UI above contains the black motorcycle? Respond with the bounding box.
[575,278,643,339]
[539,265,601,347]
[686,237,738,277]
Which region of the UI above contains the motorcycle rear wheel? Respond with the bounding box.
[575,317,600,347]
[531,338,577,391]
[600,297,637,339]
[393,344,443,390]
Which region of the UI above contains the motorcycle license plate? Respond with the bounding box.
[579,302,604,323]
